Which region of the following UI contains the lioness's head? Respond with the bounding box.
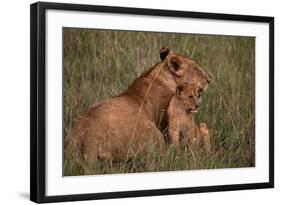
[159,47,211,92]
[176,83,201,113]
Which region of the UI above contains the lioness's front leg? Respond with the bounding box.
[149,125,166,156]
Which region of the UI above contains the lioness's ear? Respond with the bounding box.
[168,56,183,76]
[159,47,172,61]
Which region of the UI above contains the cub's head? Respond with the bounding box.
[176,83,201,113]
[159,47,211,92]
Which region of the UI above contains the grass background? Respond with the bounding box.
[63,28,255,176]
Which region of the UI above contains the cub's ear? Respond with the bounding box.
[176,85,184,96]
[159,47,172,61]
[168,56,184,76]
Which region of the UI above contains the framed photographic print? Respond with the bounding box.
[30,1,274,203]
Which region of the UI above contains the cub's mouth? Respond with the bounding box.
[186,107,199,113]
[190,109,199,113]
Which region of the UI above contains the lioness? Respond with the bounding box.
[65,48,211,173]
[167,83,211,152]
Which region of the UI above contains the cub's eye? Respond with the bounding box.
[188,96,193,98]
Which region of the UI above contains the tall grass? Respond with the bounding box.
[63,28,255,176]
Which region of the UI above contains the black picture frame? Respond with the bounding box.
[30,1,274,203]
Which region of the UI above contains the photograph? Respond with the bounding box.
[63,28,255,176]
[30,2,274,202]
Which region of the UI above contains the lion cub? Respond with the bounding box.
[167,83,211,152]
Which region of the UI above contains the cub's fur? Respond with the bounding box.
[167,83,211,152]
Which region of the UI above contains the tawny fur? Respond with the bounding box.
[167,83,211,152]
[65,48,211,173]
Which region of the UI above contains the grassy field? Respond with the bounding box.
[63,28,255,176]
